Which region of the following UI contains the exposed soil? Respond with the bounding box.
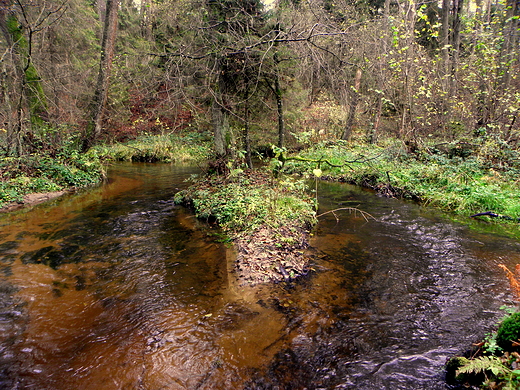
[0,191,68,213]
[233,224,312,285]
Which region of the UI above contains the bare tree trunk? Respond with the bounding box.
[0,1,19,155]
[0,1,49,154]
[472,0,483,52]
[274,54,285,149]
[96,0,107,23]
[440,0,450,76]
[484,0,492,24]
[449,0,464,97]
[342,67,362,141]
[212,99,228,157]
[368,0,389,145]
[140,0,152,39]
[370,93,383,144]
[243,87,252,168]
[83,0,118,151]
[499,0,519,90]
[1,7,48,123]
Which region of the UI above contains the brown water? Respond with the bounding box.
[0,163,518,390]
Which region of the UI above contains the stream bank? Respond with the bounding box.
[283,140,520,236]
[0,190,69,213]
[174,169,316,285]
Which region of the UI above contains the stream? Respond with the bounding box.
[0,162,519,390]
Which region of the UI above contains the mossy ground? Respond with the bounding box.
[283,138,520,225]
[174,169,317,285]
[0,131,211,211]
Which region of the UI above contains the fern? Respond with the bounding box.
[456,356,510,377]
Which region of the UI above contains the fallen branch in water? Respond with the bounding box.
[470,211,520,222]
[317,207,376,222]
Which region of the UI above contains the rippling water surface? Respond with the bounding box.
[0,163,518,389]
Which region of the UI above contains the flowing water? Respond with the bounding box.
[0,163,518,390]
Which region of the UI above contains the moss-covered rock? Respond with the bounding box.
[496,312,520,351]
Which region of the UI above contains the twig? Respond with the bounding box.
[317,207,376,222]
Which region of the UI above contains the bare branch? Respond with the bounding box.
[317,207,376,222]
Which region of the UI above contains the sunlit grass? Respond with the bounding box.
[91,133,212,163]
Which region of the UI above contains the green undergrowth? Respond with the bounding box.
[282,139,520,223]
[174,169,317,236]
[92,132,211,163]
[448,307,520,389]
[0,151,104,208]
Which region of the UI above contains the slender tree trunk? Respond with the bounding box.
[370,0,389,145]
[96,0,107,23]
[370,93,383,144]
[499,0,519,90]
[0,1,19,155]
[212,99,228,157]
[484,0,492,24]
[440,0,451,131]
[210,54,236,158]
[83,0,118,151]
[342,68,362,141]
[272,24,285,149]
[274,54,285,149]
[2,10,48,124]
[243,87,252,169]
[472,0,483,53]
[140,0,152,39]
[440,0,450,76]
[449,0,464,96]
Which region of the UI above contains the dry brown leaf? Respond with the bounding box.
[498,264,520,302]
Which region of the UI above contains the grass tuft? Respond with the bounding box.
[91,132,211,163]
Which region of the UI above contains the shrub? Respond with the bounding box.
[496,312,520,351]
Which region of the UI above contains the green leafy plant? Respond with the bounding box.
[452,308,520,389]
[0,128,105,208]
[283,139,520,229]
[174,170,316,234]
[456,356,520,390]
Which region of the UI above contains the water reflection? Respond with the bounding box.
[0,165,518,389]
